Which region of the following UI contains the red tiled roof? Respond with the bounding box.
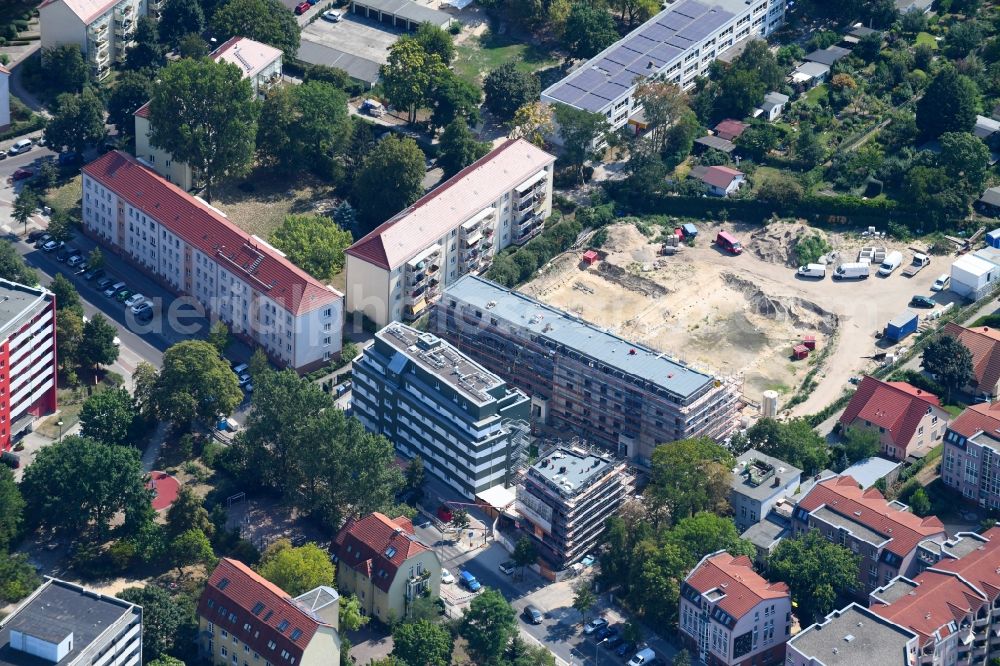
[696,165,744,190]
[82,151,342,316]
[134,101,150,119]
[840,376,941,449]
[197,558,328,660]
[949,401,1000,439]
[714,119,748,141]
[799,476,945,557]
[933,527,1000,604]
[871,569,986,645]
[332,513,430,593]
[943,322,1000,395]
[685,552,789,620]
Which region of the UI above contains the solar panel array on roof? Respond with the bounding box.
[544,0,742,111]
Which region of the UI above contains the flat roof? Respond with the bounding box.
[443,275,718,400]
[351,0,451,25]
[297,40,382,84]
[840,457,902,490]
[541,0,752,112]
[378,322,505,405]
[790,604,917,665]
[212,37,282,78]
[0,579,139,666]
[741,515,788,550]
[0,280,50,341]
[794,61,831,78]
[731,449,802,501]
[953,253,997,276]
[527,447,618,498]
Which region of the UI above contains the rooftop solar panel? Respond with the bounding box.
[593,59,626,76]
[674,0,711,18]
[547,82,589,105]
[570,67,607,90]
[610,69,641,86]
[678,8,732,40]
[650,43,683,63]
[667,35,693,48]
[659,13,690,30]
[594,81,629,101]
[577,93,610,112]
[639,23,674,41]
[606,45,641,66]
[622,34,658,54]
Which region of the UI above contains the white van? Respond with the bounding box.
[877,250,903,276]
[931,273,950,291]
[8,139,32,156]
[833,262,870,280]
[797,263,826,279]
[628,648,656,666]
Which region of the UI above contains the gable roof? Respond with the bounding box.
[840,376,941,446]
[198,558,329,659]
[980,187,1000,208]
[332,513,431,593]
[693,135,736,153]
[713,119,747,141]
[871,570,986,645]
[692,165,744,190]
[805,45,851,66]
[345,138,555,271]
[798,476,946,557]
[933,526,1000,603]
[212,37,283,78]
[82,151,341,317]
[943,322,1000,394]
[948,401,1000,439]
[975,115,1000,140]
[684,551,789,619]
[39,0,118,25]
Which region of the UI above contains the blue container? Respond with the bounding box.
[988,229,1000,248]
[885,311,918,342]
[682,223,698,237]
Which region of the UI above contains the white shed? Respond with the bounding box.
[951,254,1000,301]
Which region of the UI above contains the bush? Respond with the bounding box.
[201,441,223,469]
[888,369,945,397]
[794,234,832,265]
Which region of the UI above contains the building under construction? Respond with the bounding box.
[429,275,739,466]
[352,322,530,499]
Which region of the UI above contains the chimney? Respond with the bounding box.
[773,476,780,488]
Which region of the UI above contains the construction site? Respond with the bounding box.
[522,220,950,415]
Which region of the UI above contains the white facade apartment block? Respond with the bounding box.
[344,138,556,328]
[82,151,343,372]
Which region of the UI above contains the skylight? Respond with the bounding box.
[385,547,397,558]
[252,602,266,615]
[218,578,231,590]
[277,620,290,633]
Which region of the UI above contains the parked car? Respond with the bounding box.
[628,648,657,666]
[797,263,826,279]
[12,168,33,181]
[115,289,134,303]
[607,636,625,650]
[598,625,620,643]
[133,303,154,321]
[67,255,84,267]
[56,246,78,262]
[523,605,543,625]
[321,9,342,20]
[130,299,151,314]
[33,234,51,249]
[124,293,145,308]
[0,451,20,469]
[0,151,7,160]
[84,268,106,281]
[42,240,62,252]
[583,617,608,635]
[616,642,637,658]
[8,139,33,156]
[26,229,47,243]
[232,362,249,375]
[294,1,310,13]
[96,277,115,290]
[104,281,126,297]
[458,570,481,592]
[931,273,950,292]
[499,561,515,575]
[238,373,252,386]
[335,381,352,397]
[909,295,935,308]
[441,568,455,584]
[73,262,89,275]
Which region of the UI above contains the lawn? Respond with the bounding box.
[211,170,339,241]
[453,31,560,85]
[45,174,82,217]
[942,403,965,418]
[802,84,828,107]
[915,32,938,49]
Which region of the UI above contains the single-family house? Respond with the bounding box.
[942,322,1000,399]
[951,254,1000,301]
[977,187,1000,216]
[791,61,831,90]
[690,165,745,197]
[839,376,948,462]
[895,0,933,12]
[975,115,1000,141]
[757,91,789,121]
[842,25,877,45]
[713,119,748,142]
[804,45,851,67]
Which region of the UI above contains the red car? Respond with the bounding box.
[12,168,33,181]
[294,1,310,13]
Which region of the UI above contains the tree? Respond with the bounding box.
[152,340,242,428]
[734,417,830,475]
[736,123,780,162]
[339,593,369,632]
[916,67,980,139]
[513,536,538,578]
[133,362,160,420]
[0,554,40,603]
[736,40,783,90]
[79,314,120,370]
[938,131,990,190]
[166,486,214,540]
[484,62,541,121]
[437,117,490,176]
[909,488,932,516]
[119,586,188,659]
[634,81,689,155]
[665,512,755,563]
[351,135,425,227]
[207,320,231,355]
[256,540,335,596]
[610,0,659,27]
[945,20,982,59]
[302,63,351,89]
[767,530,859,622]
[46,212,75,243]
[413,22,456,64]
[21,436,151,540]
[381,38,445,123]
[451,508,471,533]
[177,33,209,58]
[79,387,140,448]
[646,437,734,525]
[922,335,974,401]
[159,0,204,45]
[269,214,353,281]
[508,102,554,147]
[49,273,81,314]
[841,426,879,465]
[461,588,517,664]
[125,16,165,71]
[794,127,825,167]
[0,466,24,552]
[171,528,216,574]
[392,620,453,666]
[107,71,153,137]
[571,579,596,624]
[430,71,482,129]
[672,649,692,666]
[563,2,619,59]
[212,0,300,56]
[715,68,765,120]
[13,188,38,236]
[258,81,352,176]
[755,174,804,208]
[553,103,606,178]
[853,32,882,62]
[149,58,258,200]
[56,310,84,372]
[45,88,106,154]
[42,45,87,94]
[0,242,37,286]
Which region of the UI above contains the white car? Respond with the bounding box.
[238,373,252,386]
[321,9,342,21]
[124,293,145,308]
[441,568,455,584]
[931,273,950,292]
[130,300,151,314]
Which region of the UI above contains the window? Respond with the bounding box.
[290,630,302,641]
[252,602,265,616]
[267,641,276,651]
[277,620,289,633]
[222,648,229,657]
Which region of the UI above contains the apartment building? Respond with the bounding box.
[0,65,9,130]
[541,0,786,135]
[941,401,1000,509]
[942,322,1000,398]
[332,512,441,621]
[515,446,631,575]
[344,138,555,327]
[0,578,143,666]
[81,151,343,373]
[134,37,282,191]
[352,323,531,498]
[198,558,341,666]
[0,280,57,452]
[679,551,792,666]
[786,603,919,666]
[429,275,739,466]
[730,449,801,533]
[839,376,949,462]
[792,476,947,598]
[39,0,154,81]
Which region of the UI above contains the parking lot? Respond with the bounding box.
[301,12,398,68]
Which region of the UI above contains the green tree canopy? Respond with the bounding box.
[49,273,81,315]
[118,586,189,659]
[646,437,734,525]
[938,131,990,191]
[430,70,482,130]
[553,103,606,174]
[80,314,120,370]
[767,530,859,622]
[125,16,165,71]
[351,135,426,227]
[563,2,619,59]
[13,189,38,237]
[159,0,204,46]
[107,71,154,137]
[269,214,353,281]
[171,527,216,573]
[212,0,300,56]
[922,335,974,401]
[392,620,453,666]
[460,588,517,664]
[841,426,879,465]
[0,242,37,286]
[664,512,755,563]
[56,310,84,373]
[45,88,106,154]
[0,554,40,604]
[733,417,830,475]
[256,540,335,596]
[413,22,456,64]
[916,66,980,139]
[165,486,215,540]
[207,320,231,355]
[437,117,490,176]
[42,45,88,95]
[381,38,445,123]
[152,340,243,427]
[79,387,140,448]
[149,58,259,200]
[258,81,352,177]
[484,62,541,121]
[0,466,24,552]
